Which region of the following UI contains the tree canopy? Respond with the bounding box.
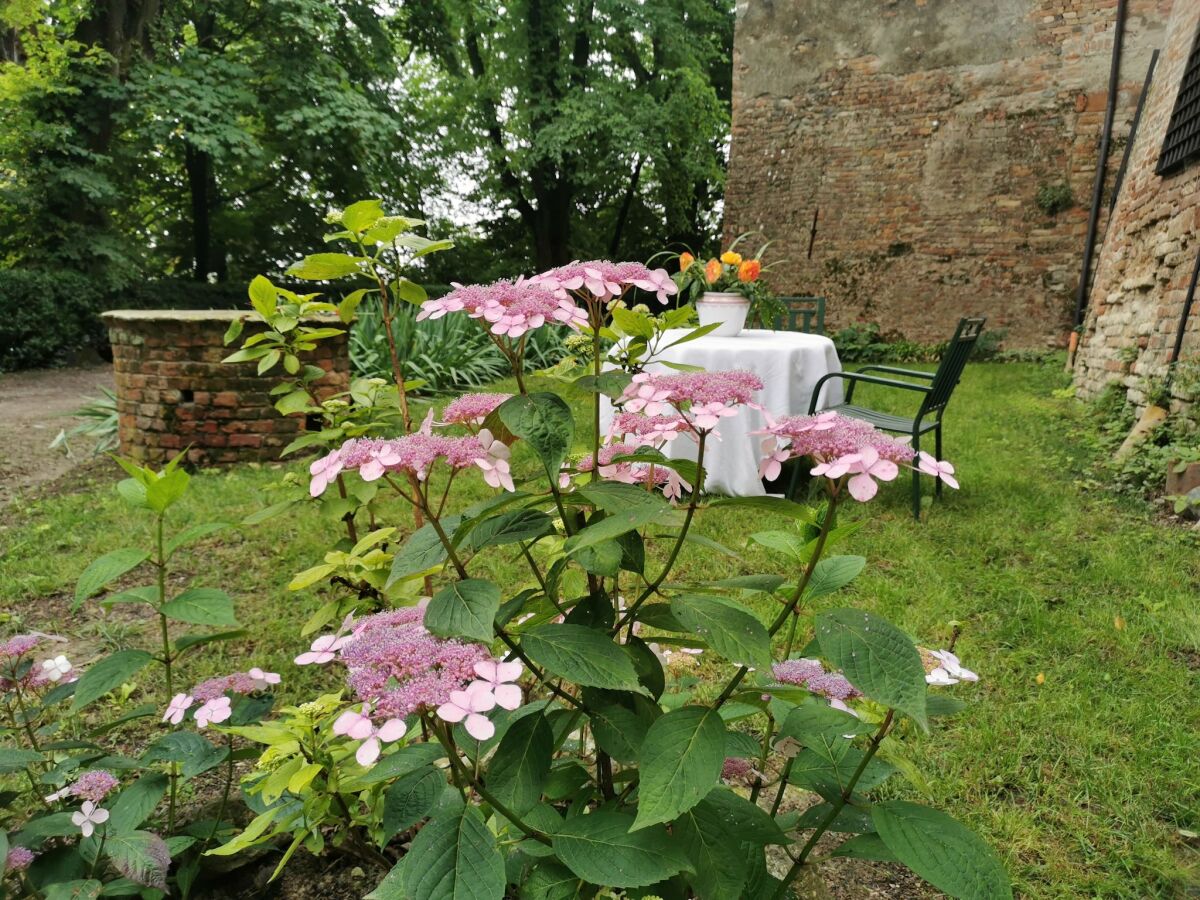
[0,0,733,287]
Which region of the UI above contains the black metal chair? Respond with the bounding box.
[806,317,987,518]
[754,296,826,334]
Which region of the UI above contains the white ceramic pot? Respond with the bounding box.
[695,291,751,337]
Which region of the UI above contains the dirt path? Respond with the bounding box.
[0,364,115,506]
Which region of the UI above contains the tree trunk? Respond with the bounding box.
[185,144,212,282]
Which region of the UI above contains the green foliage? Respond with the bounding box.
[1035,182,1074,217]
[0,270,107,370]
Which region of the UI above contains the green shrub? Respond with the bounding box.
[0,269,107,370]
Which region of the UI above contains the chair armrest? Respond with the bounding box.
[808,370,931,413]
[856,365,936,381]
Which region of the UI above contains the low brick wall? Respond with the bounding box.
[103,310,349,465]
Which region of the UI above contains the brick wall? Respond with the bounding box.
[726,0,1173,347]
[104,311,349,465]
[1073,1,1200,411]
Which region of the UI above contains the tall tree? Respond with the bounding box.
[401,0,732,270]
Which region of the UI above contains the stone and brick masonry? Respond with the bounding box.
[725,0,1174,348]
[104,310,349,465]
[1073,0,1200,411]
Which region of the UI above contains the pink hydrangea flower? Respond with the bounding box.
[475,429,515,492]
[309,449,345,498]
[470,660,523,710]
[418,279,588,338]
[162,693,194,725]
[921,648,979,686]
[917,452,959,489]
[295,616,356,666]
[841,447,900,502]
[759,412,914,467]
[332,707,408,767]
[248,668,281,690]
[529,261,676,305]
[192,672,261,702]
[436,683,497,740]
[442,393,511,426]
[70,770,119,803]
[194,697,232,729]
[759,437,791,481]
[5,847,34,872]
[71,800,109,838]
[772,658,862,704]
[617,370,763,435]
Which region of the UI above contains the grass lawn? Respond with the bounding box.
[2,360,1198,897]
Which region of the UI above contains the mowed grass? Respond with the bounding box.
[1,361,1198,897]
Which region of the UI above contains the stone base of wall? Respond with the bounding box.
[104,310,350,466]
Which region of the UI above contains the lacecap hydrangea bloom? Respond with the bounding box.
[441,393,511,426]
[417,278,589,338]
[528,260,677,304]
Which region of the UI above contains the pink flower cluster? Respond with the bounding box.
[5,847,34,872]
[309,431,514,497]
[529,260,677,304]
[0,633,74,692]
[162,668,280,730]
[772,658,862,714]
[756,412,959,502]
[919,648,979,686]
[418,279,589,338]
[442,393,511,426]
[45,769,120,805]
[619,370,763,435]
[575,442,691,501]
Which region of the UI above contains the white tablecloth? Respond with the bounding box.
[601,329,843,496]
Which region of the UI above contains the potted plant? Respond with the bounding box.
[674,235,784,337]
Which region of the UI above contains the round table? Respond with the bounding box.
[601,329,844,497]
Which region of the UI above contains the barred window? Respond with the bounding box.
[1157,26,1200,176]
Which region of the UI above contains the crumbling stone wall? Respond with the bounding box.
[1074,0,1200,412]
[104,310,349,465]
[726,0,1173,347]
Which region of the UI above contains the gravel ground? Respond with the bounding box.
[0,364,115,506]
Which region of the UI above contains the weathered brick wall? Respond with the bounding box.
[104,310,349,465]
[726,0,1173,347]
[1074,0,1200,411]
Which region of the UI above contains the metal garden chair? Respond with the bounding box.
[806,316,987,518]
[755,296,826,334]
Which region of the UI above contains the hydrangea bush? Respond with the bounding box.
[0,199,1009,899]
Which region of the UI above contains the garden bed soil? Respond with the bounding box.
[0,364,115,506]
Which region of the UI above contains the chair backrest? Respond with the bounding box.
[918,317,987,417]
[763,296,826,334]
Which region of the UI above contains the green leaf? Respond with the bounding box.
[778,697,874,744]
[572,372,632,399]
[275,389,312,416]
[425,579,500,643]
[467,509,555,551]
[748,530,804,561]
[174,630,246,654]
[703,574,786,594]
[707,496,815,521]
[287,253,364,281]
[43,880,102,900]
[142,733,227,779]
[519,860,588,899]
[815,609,928,730]
[611,306,655,339]
[633,706,726,830]
[403,805,505,900]
[165,522,229,558]
[872,801,1012,900]
[486,713,553,816]
[676,802,749,900]
[582,689,660,764]
[344,743,446,789]
[670,595,771,669]
[339,288,369,323]
[566,484,672,554]
[160,587,239,627]
[74,550,150,610]
[697,787,790,845]
[387,516,461,585]
[830,833,899,862]
[0,748,43,772]
[788,744,896,803]
[341,199,385,233]
[805,556,866,599]
[222,317,244,345]
[571,539,622,577]
[382,767,444,839]
[497,393,574,479]
[70,650,153,712]
[395,277,428,304]
[104,830,170,890]
[108,774,169,834]
[551,811,692,888]
[521,624,642,692]
[247,275,277,319]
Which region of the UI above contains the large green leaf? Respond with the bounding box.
[582,689,661,764]
[696,787,790,845]
[160,587,239,627]
[104,830,170,890]
[286,252,364,280]
[815,608,928,730]
[872,801,1012,900]
[497,393,575,478]
[425,579,501,643]
[70,650,153,712]
[804,556,866,600]
[387,516,462,585]
[788,743,896,803]
[73,550,149,610]
[632,706,726,830]
[0,748,43,772]
[520,625,641,692]
[142,733,227,779]
[670,595,771,670]
[778,697,874,744]
[403,805,505,900]
[550,811,692,888]
[467,509,555,551]
[382,767,443,839]
[676,801,749,900]
[519,860,588,899]
[566,482,673,553]
[107,774,169,834]
[485,713,552,815]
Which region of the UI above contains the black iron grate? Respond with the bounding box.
[1157,25,1200,176]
